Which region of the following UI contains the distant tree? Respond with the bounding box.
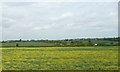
[110,42,114,45]
[16,43,19,47]
[71,41,74,44]
[19,39,22,42]
[88,40,92,46]
[2,40,5,43]
[31,39,35,42]
[64,39,69,41]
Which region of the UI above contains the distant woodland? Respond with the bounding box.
[0,37,119,47]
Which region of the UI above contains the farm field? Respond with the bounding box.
[1,46,119,70]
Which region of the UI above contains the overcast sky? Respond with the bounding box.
[1,1,118,40]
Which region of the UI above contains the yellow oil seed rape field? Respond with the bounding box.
[1,46,119,70]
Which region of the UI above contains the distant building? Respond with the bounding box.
[94,43,97,46]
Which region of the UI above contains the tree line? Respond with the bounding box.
[1,37,119,46]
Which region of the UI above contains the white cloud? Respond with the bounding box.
[2,17,16,28]
[0,0,119,2]
[61,12,73,18]
[33,27,40,30]
[109,12,117,16]
[50,12,73,21]
[33,23,57,31]
[1,2,118,40]
[7,18,15,23]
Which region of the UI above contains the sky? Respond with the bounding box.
[0,1,118,40]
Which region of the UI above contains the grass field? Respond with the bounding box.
[1,46,118,70]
